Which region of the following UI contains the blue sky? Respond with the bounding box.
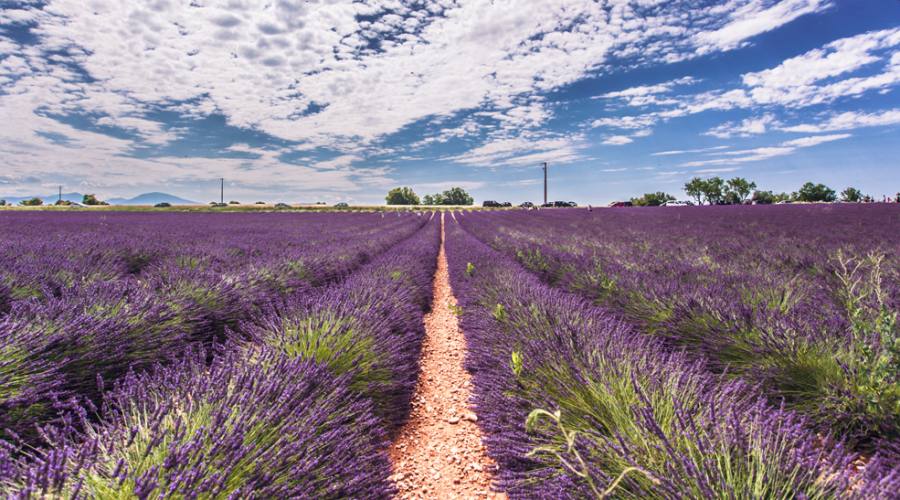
[1,0,899,204]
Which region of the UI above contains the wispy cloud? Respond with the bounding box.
[693,0,832,54]
[652,146,731,156]
[781,109,900,133]
[682,134,850,167]
[602,135,633,146]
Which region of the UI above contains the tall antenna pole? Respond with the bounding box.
[58,186,62,204]
[543,162,548,206]
[220,178,224,204]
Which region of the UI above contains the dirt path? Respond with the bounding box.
[388,213,504,500]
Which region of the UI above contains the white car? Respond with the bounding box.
[662,200,693,207]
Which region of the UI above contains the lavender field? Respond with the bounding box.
[1,206,899,498]
[450,204,900,497]
[0,211,440,496]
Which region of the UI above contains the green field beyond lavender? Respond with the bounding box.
[2,205,899,498]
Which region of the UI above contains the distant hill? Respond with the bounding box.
[1,191,200,206]
[107,192,200,205]
[1,192,84,204]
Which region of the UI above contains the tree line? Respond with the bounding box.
[385,186,474,205]
[628,177,893,206]
[2,194,109,207]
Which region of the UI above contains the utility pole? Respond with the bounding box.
[58,186,62,204]
[543,162,548,206]
[220,178,224,204]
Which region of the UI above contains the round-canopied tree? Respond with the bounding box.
[385,187,420,205]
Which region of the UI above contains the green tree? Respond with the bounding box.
[840,187,863,202]
[796,182,836,202]
[440,187,474,205]
[422,194,443,205]
[385,187,420,205]
[684,177,706,205]
[701,177,726,205]
[0,199,6,206]
[751,190,775,204]
[630,192,675,206]
[726,177,757,203]
[19,197,43,206]
[82,194,104,205]
[774,192,794,203]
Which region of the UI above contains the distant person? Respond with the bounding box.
[587,204,592,212]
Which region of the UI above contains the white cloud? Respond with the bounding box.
[652,146,731,156]
[446,134,587,167]
[781,109,900,133]
[694,0,832,54]
[682,133,850,166]
[602,135,633,146]
[593,76,697,106]
[591,114,658,130]
[705,114,779,138]
[599,28,900,145]
[695,167,741,174]
[740,27,900,107]
[416,181,486,192]
[781,133,851,148]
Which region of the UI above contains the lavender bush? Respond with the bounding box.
[1,349,394,498]
[0,212,429,453]
[459,205,900,454]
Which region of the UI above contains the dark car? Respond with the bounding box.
[567,201,578,207]
[552,201,570,207]
[519,201,534,208]
[334,202,349,208]
[609,201,633,207]
[482,200,502,207]
[154,202,171,208]
[501,202,512,207]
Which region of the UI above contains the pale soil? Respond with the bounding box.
[388,214,505,500]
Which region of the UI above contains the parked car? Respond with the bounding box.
[519,201,534,208]
[609,201,633,207]
[566,201,578,207]
[501,202,512,207]
[154,202,171,208]
[482,200,502,207]
[552,201,571,207]
[662,200,693,207]
[334,202,349,208]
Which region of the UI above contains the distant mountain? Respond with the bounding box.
[1,192,84,204]
[107,192,200,205]
[1,191,200,206]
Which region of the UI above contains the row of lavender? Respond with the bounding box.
[1,212,440,497]
[0,212,426,445]
[444,215,899,497]
[457,204,900,458]
[0,212,424,312]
